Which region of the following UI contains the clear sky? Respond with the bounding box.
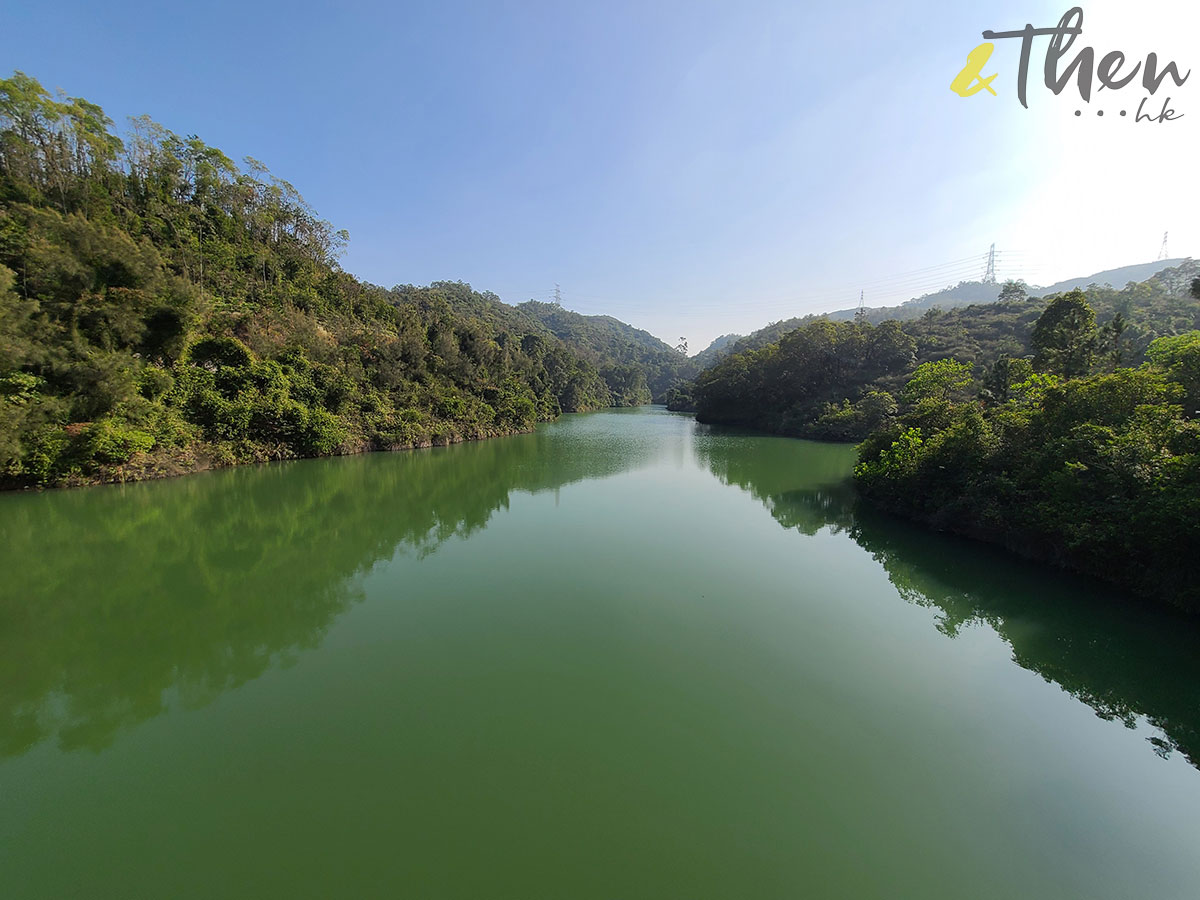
[2,0,1196,351]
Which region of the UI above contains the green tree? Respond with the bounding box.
[855,355,1200,611]
[998,280,1027,303]
[1146,331,1200,416]
[1098,312,1128,371]
[1031,290,1097,376]
[902,359,974,404]
[981,356,1033,403]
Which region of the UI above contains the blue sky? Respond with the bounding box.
[2,0,1196,350]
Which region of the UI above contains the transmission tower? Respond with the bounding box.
[983,243,997,284]
[854,289,867,325]
[553,283,562,306]
[1158,232,1169,261]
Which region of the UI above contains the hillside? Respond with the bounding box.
[826,280,1006,323]
[693,260,1193,367]
[691,332,743,369]
[823,259,1191,323]
[516,300,693,403]
[0,72,629,488]
[854,290,1200,610]
[682,259,1200,437]
[1032,260,1190,296]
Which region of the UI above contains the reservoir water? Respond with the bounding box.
[2,406,1199,898]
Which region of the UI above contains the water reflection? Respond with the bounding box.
[0,414,659,758]
[6,409,1200,778]
[696,434,1200,769]
[850,509,1200,768]
[693,428,857,536]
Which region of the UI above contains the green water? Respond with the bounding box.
[2,406,1199,899]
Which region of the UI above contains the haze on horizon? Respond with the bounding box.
[2,0,1196,352]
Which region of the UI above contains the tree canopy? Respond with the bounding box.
[855,293,1200,610]
[0,71,676,488]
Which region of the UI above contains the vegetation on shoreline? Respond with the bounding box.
[682,263,1198,440]
[674,274,1200,609]
[3,67,1196,612]
[689,259,1195,372]
[854,289,1200,610]
[0,72,674,489]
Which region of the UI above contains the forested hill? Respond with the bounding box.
[1032,260,1191,296]
[680,260,1200,440]
[820,260,1191,324]
[691,333,743,370]
[853,287,1200,610]
[679,273,1200,607]
[516,300,692,403]
[693,259,1192,367]
[0,71,648,489]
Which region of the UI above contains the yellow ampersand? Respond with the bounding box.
[951,42,998,97]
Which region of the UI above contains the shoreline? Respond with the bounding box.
[0,420,546,493]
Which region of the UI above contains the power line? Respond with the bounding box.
[852,255,991,288]
[561,253,999,308]
[558,267,987,316]
[687,261,992,311]
[514,244,1049,319]
[749,268,990,311]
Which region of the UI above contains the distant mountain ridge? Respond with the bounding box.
[695,258,1194,364]
[1031,260,1192,296]
[824,259,1190,323]
[678,257,1200,437]
[691,333,743,369]
[516,300,693,402]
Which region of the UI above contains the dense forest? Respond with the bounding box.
[0,72,680,489]
[689,332,743,370]
[516,300,692,404]
[855,287,1200,609]
[681,263,1199,441]
[689,261,1192,370]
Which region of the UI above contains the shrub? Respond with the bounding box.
[85,419,155,464]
